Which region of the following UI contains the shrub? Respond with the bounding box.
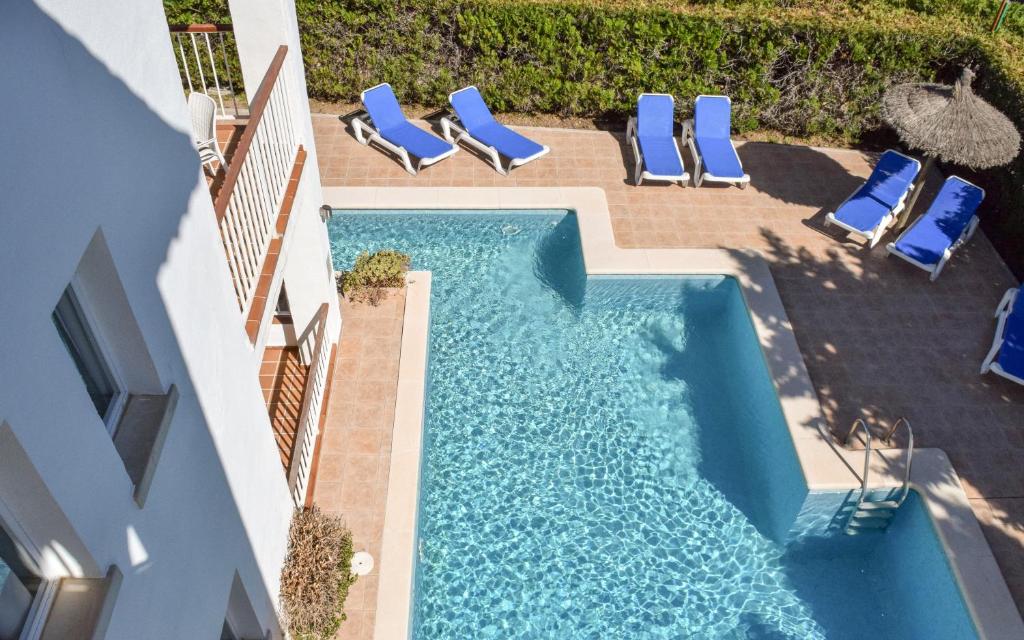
[165,0,1024,276]
[339,249,411,305]
[279,507,356,640]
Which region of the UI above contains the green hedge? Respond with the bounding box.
[297,1,989,139]
[166,0,1024,277]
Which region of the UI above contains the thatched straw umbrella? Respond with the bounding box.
[882,67,1020,227]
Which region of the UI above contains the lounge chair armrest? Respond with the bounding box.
[626,116,637,140]
[996,288,1018,317]
[682,119,695,141]
[351,116,375,145]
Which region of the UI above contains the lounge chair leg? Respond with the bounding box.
[930,254,949,281]
[400,149,417,175]
[352,119,371,145]
[487,146,507,176]
[996,289,1015,318]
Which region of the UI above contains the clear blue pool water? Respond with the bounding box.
[329,210,978,640]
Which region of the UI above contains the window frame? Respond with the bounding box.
[53,281,128,435]
[0,498,57,640]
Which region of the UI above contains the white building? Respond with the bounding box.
[0,1,340,637]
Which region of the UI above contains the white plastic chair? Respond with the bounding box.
[188,92,226,176]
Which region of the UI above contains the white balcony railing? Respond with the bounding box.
[211,46,299,315]
[288,303,331,506]
[169,24,247,117]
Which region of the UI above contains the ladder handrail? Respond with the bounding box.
[883,417,914,506]
[844,418,872,500]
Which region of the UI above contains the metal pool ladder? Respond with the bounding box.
[843,417,914,535]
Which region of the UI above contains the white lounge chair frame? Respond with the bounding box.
[981,287,1024,385]
[440,91,550,175]
[823,150,920,248]
[351,84,458,175]
[189,92,226,176]
[682,96,750,189]
[885,179,983,281]
[625,94,689,187]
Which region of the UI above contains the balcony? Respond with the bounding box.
[171,24,306,343]
[172,24,327,506]
[259,304,332,506]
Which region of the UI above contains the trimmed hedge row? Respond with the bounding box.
[165,0,1024,277]
[297,1,987,138]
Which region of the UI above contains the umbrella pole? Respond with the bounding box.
[896,155,935,230]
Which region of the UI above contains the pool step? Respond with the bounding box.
[841,417,915,535]
[846,515,894,534]
[855,500,900,512]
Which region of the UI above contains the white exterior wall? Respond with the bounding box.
[0,0,337,637]
[232,0,342,346]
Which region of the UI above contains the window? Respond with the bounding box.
[0,519,45,640]
[52,287,123,428]
[219,619,239,640]
[274,285,292,323]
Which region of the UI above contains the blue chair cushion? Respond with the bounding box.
[636,94,684,177]
[833,191,896,233]
[377,121,454,161]
[638,137,684,177]
[469,122,545,160]
[362,83,407,132]
[893,177,984,266]
[1000,307,1024,377]
[450,87,546,160]
[693,96,744,179]
[637,94,675,138]
[694,96,732,140]
[450,87,496,132]
[694,135,744,179]
[832,151,919,232]
[865,152,920,209]
[363,83,453,160]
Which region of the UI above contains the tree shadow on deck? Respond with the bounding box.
[730,223,1024,617]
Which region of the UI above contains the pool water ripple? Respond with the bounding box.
[330,211,977,640]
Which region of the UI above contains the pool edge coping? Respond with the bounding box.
[324,186,1023,640]
[374,270,431,640]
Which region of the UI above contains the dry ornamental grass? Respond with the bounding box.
[279,507,356,640]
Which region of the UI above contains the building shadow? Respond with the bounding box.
[1,2,287,636]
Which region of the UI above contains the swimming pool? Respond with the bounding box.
[329,210,977,640]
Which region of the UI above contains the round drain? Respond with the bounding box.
[351,551,374,576]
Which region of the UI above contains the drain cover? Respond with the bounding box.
[351,551,374,576]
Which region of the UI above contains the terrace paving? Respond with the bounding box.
[310,113,1024,623]
[314,290,405,640]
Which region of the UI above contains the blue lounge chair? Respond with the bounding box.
[683,95,750,188]
[440,86,550,174]
[626,93,689,186]
[824,150,921,248]
[352,83,458,174]
[886,176,984,280]
[981,286,1024,385]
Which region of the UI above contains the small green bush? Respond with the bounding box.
[339,249,411,304]
[279,507,356,640]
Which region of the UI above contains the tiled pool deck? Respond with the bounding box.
[310,114,1024,624]
[313,290,405,640]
